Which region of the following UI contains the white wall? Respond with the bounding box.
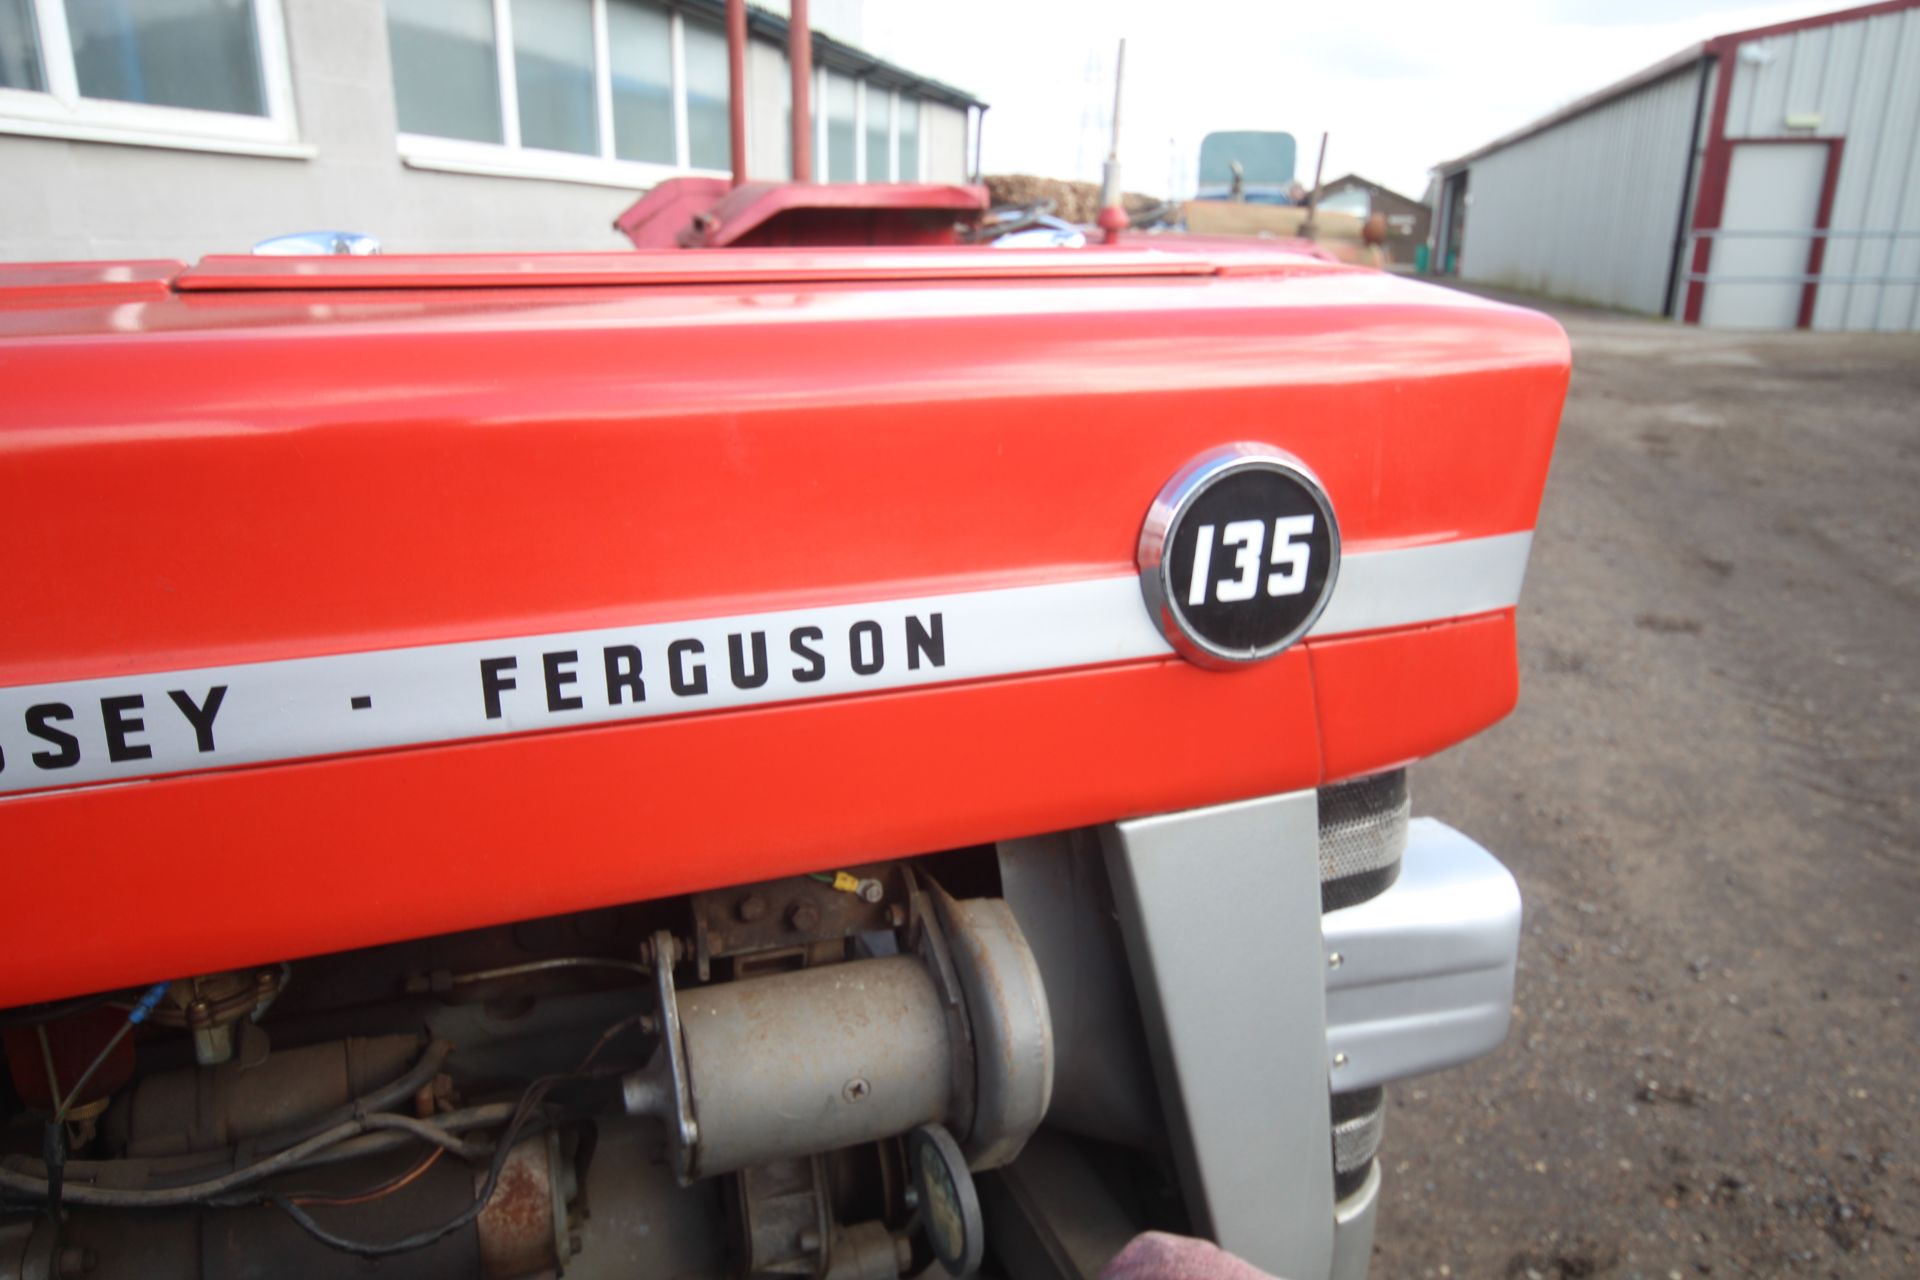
[0,0,635,260]
[925,101,969,183]
[0,0,978,263]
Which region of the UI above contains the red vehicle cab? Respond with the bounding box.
[0,241,1566,1280]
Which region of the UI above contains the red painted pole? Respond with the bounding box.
[790,0,813,182]
[727,0,747,187]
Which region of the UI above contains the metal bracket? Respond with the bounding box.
[622,928,701,1183]
[911,877,978,1148]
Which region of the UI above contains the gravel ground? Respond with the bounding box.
[1371,297,1920,1279]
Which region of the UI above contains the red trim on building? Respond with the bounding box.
[1713,0,1920,46]
[1684,0,1919,324]
[1682,50,1737,324]
[1800,140,1847,328]
[1689,136,1847,329]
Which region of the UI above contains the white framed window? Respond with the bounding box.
[813,67,922,183]
[387,0,731,190]
[898,90,921,182]
[0,0,305,158]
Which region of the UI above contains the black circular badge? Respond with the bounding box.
[1138,445,1340,667]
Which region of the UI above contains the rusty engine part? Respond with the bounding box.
[138,970,290,1067]
[106,1034,425,1158]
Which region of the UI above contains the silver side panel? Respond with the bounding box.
[1100,791,1335,1280]
[1329,1162,1382,1280]
[1324,818,1522,1093]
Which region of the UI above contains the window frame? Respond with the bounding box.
[0,0,307,158]
[816,68,924,184]
[395,0,730,191]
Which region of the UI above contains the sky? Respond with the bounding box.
[841,0,1839,199]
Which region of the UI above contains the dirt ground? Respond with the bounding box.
[1371,297,1920,1279]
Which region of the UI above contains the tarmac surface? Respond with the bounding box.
[1371,296,1920,1279]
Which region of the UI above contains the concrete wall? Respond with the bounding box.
[1721,5,1920,332]
[1,0,975,263]
[1451,62,1706,314]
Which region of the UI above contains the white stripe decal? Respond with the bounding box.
[1310,531,1533,638]
[0,533,1531,796]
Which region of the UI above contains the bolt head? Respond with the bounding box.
[788,901,822,932]
[737,894,768,923]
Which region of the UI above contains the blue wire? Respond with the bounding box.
[128,982,169,1025]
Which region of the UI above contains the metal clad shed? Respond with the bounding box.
[1433,0,1920,331]
[1443,58,1707,313]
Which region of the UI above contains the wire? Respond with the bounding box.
[578,1011,649,1075]
[54,983,167,1124]
[254,1038,453,1156]
[290,1147,444,1208]
[33,1028,60,1115]
[255,1009,649,1260]
[0,1012,650,1262]
[447,957,652,986]
[0,990,128,1032]
[0,1112,490,1208]
[261,1073,562,1258]
[256,1103,515,1175]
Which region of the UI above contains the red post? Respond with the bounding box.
[789,0,813,183]
[726,0,747,187]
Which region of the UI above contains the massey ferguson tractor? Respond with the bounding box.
[0,10,1567,1280]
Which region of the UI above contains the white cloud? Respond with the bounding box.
[852,0,1826,198]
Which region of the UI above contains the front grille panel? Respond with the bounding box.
[1321,773,1406,1200]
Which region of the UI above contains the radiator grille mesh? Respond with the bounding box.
[1318,770,1408,911]
[1331,1087,1386,1174]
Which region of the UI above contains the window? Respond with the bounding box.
[822,69,854,182]
[388,0,733,188]
[813,74,923,184]
[862,80,885,182]
[0,0,302,156]
[681,14,727,172]
[606,0,668,163]
[897,92,920,182]
[512,0,595,155]
[388,0,500,144]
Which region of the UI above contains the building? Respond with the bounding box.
[1317,173,1431,266]
[1430,0,1920,331]
[0,0,984,261]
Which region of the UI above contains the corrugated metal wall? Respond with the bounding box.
[1451,64,1705,314]
[1720,6,1920,331]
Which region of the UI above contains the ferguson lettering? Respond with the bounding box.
[0,686,228,776]
[475,614,948,718]
[0,590,992,796]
